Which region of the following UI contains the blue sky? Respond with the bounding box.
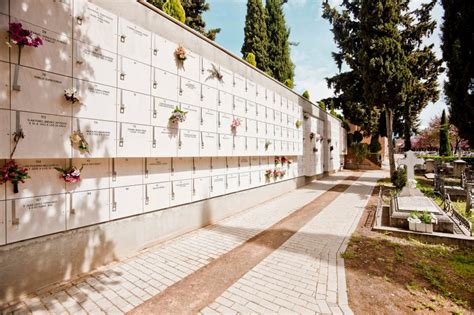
[204,0,447,128]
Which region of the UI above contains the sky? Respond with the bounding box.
[203,0,447,128]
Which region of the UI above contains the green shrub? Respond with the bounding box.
[391,167,407,190]
[302,90,310,100]
[353,131,363,143]
[244,53,257,67]
[350,143,368,166]
[418,156,474,168]
[284,79,293,88]
[369,135,382,153]
[163,0,185,23]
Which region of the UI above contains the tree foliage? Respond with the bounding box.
[441,0,474,145]
[242,0,270,73]
[265,0,294,83]
[284,79,293,89]
[162,0,186,23]
[181,0,221,40]
[439,110,452,156]
[302,90,310,100]
[244,52,257,67]
[148,0,165,10]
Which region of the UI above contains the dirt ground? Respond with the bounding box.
[344,186,474,315]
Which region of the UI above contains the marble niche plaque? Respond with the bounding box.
[193,157,211,178]
[152,68,178,101]
[171,179,192,207]
[199,58,218,88]
[180,103,200,131]
[274,140,282,155]
[250,157,260,171]
[178,129,199,157]
[118,57,151,95]
[0,15,8,62]
[11,0,72,36]
[67,189,110,229]
[266,108,274,123]
[152,34,177,74]
[7,194,66,243]
[144,181,170,212]
[73,79,116,120]
[210,157,227,176]
[110,184,143,220]
[0,201,4,245]
[117,90,151,125]
[68,158,109,192]
[10,21,72,76]
[233,135,246,156]
[171,157,192,181]
[210,175,225,197]
[246,119,257,137]
[257,121,266,137]
[257,138,266,155]
[74,0,118,53]
[74,41,117,87]
[73,118,116,158]
[0,0,6,14]
[117,123,151,157]
[218,134,233,156]
[233,96,246,117]
[251,171,262,187]
[192,177,210,202]
[239,157,251,172]
[200,132,218,157]
[178,49,200,81]
[110,157,143,188]
[233,73,246,96]
[226,173,239,193]
[118,18,151,65]
[179,78,201,107]
[11,111,71,159]
[239,172,251,190]
[260,156,271,171]
[245,79,256,102]
[227,157,239,173]
[256,84,266,105]
[275,109,283,125]
[245,101,257,119]
[11,66,72,116]
[0,109,10,159]
[7,159,66,200]
[218,66,234,93]
[152,98,178,128]
[0,161,5,200]
[201,108,217,133]
[218,112,233,135]
[200,84,218,110]
[256,104,266,122]
[218,90,233,114]
[247,137,258,156]
[144,157,171,184]
[152,126,178,157]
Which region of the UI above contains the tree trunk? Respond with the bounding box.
[385,106,396,177]
[403,105,412,151]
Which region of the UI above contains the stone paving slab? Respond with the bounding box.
[1,174,350,315]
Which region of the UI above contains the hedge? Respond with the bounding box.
[419,156,474,168]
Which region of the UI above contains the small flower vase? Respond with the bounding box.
[13,182,19,194]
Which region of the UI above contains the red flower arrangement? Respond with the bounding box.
[55,166,83,183]
[0,160,30,193]
[7,22,43,64]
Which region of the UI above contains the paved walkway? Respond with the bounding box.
[2,170,384,315]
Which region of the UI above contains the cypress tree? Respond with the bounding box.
[148,0,165,10]
[439,110,452,156]
[359,0,411,176]
[441,0,474,145]
[266,0,294,83]
[181,0,221,40]
[242,0,270,74]
[302,90,310,100]
[162,0,186,23]
[284,79,293,89]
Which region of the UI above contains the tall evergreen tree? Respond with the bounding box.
[242,0,270,74]
[162,0,186,23]
[148,0,165,10]
[401,0,442,150]
[439,110,452,156]
[359,0,411,176]
[441,0,474,145]
[265,0,294,83]
[181,0,221,40]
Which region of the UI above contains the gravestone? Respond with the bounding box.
[398,150,424,190]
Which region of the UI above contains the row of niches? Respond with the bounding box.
[0,109,303,159]
[0,2,302,119]
[0,63,303,131]
[0,156,302,245]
